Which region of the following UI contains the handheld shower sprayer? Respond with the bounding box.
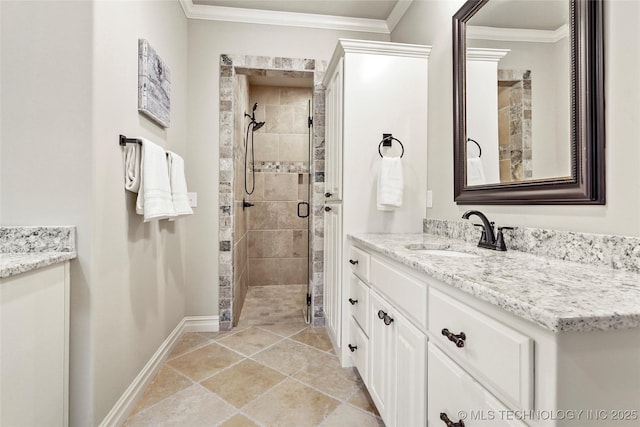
[244,102,266,195]
[244,103,265,130]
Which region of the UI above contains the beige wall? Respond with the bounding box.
[1,1,188,425]
[186,19,389,317]
[391,0,640,237]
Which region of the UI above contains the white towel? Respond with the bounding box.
[136,139,176,222]
[166,150,193,218]
[123,143,141,193]
[377,156,404,211]
[466,157,486,186]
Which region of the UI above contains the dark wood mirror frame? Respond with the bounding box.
[453,0,605,204]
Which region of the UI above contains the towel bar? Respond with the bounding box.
[119,135,142,146]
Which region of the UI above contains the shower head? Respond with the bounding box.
[252,102,258,112]
[253,121,265,131]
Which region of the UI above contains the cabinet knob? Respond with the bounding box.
[325,192,333,198]
[383,314,394,326]
[441,328,466,348]
[378,309,394,326]
[348,298,358,305]
[349,259,359,265]
[324,206,332,212]
[348,344,358,352]
[440,412,465,427]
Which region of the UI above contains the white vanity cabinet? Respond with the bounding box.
[346,239,640,427]
[345,246,427,427]
[1,262,70,427]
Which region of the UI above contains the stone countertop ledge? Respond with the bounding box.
[350,232,640,333]
[1,252,77,278]
[0,226,77,279]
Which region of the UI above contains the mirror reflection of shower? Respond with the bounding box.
[243,102,265,196]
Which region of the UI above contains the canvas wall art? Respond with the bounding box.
[138,39,170,128]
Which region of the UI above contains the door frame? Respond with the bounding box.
[217,54,327,330]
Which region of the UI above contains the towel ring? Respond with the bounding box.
[378,136,404,158]
[467,138,482,158]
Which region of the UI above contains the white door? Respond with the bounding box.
[368,289,396,424]
[394,311,426,427]
[324,57,343,202]
[323,203,342,345]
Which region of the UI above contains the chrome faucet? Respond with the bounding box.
[461,210,512,251]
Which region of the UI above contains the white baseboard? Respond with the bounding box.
[99,315,219,427]
[183,315,220,333]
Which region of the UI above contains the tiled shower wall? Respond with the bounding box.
[232,75,250,326]
[245,86,312,287]
[497,69,532,182]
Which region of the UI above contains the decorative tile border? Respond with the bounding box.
[219,55,327,330]
[252,161,310,173]
[424,218,640,274]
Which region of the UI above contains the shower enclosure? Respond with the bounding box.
[218,54,325,330]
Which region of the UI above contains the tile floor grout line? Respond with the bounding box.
[194,354,251,384]
[127,364,198,419]
[214,329,288,359]
[167,326,249,361]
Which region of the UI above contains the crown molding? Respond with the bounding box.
[467,24,569,43]
[466,48,510,62]
[179,0,392,34]
[386,0,414,33]
[338,38,431,58]
[324,38,431,87]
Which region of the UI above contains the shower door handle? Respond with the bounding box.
[297,201,309,218]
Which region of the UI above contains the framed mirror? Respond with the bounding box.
[453,0,605,204]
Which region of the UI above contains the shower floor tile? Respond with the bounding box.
[124,285,384,426]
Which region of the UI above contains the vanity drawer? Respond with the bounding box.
[428,343,528,427]
[348,317,369,385]
[348,246,370,282]
[369,256,427,330]
[428,288,533,410]
[348,274,370,335]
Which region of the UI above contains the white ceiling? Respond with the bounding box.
[468,0,568,31]
[193,0,400,20]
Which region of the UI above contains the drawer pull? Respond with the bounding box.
[348,344,358,352]
[325,192,333,198]
[442,328,466,348]
[440,412,465,427]
[348,298,358,305]
[378,309,394,326]
[324,206,332,212]
[349,259,359,265]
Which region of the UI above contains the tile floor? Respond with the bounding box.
[124,285,384,426]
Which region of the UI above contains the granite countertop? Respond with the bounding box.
[350,233,640,333]
[1,252,77,278]
[0,226,77,279]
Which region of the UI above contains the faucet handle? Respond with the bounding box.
[495,226,514,251]
[473,223,488,243]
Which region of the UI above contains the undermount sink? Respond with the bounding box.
[404,243,480,259]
